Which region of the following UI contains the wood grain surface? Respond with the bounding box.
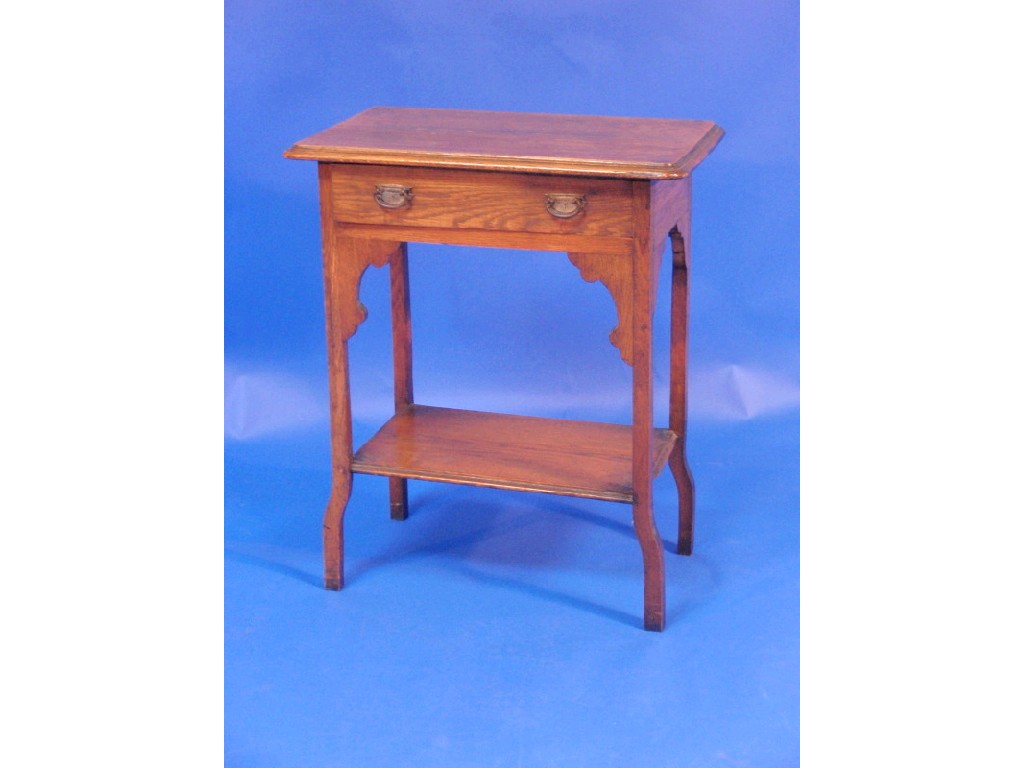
[289,109,724,629]
[330,163,633,237]
[567,250,634,365]
[318,164,354,590]
[336,221,633,254]
[286,107,724,179]
[629,180,667,631]
[669,182,696,556]
[351,405,678,504]
[388,243,413,522]
[651,178,691,250]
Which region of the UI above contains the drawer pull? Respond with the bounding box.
[375,184,413,209]
[545,193,587,219]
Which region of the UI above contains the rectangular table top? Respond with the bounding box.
[285,107,724,179]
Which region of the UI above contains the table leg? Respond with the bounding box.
[632,224,666,631]
[389,243,413,521]
[319,166,351,590]
[317,164,397,588]
[322,337,353,590]
[669,221,695,556]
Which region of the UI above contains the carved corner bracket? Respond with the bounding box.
[567,251,634,366]
[326,234,400,342]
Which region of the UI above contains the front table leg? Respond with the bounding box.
[318,164,402,588]
[632,227,666,631]
[322,341,353,590]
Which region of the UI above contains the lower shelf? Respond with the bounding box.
[351,404,678,503]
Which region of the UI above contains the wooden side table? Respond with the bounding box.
[285,108,723,630]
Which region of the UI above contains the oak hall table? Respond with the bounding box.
[285,108,723,630]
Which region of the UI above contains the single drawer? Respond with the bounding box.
[329,164,634,237]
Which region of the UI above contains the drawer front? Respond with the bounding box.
[329,164,634,237]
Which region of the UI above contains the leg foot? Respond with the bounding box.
[389,477,409,521]
[322,476,352,590]
[633,498,666,632]
[669,442,695,555]
[644,613,666,632]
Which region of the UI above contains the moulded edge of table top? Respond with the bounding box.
[284,107,725,179]
[350,404,678,503]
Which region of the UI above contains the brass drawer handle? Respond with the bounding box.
[375,184,413,209]
[545,193,586,219]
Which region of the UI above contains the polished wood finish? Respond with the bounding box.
[388,243,413,521]
[318,164,353,591]
[327,234,401,341]
[339,222,632,254]
[289,109,722,629]
[351,405,678,504]
[286,107,724,179]
[669,179,696,555]
[567,250,634,366]
[330,164,634,237]
[629,181,666,631]
[651,178,692,250]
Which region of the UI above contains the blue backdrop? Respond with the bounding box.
[226,1,798,765]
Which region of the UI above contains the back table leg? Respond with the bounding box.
[389,243,413,521]
[669,216,695,556]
